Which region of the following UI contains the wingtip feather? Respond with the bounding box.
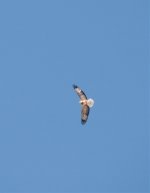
[73,84,78,89]
[81,120,86,125]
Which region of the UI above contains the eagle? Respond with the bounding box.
[73,84,94,124]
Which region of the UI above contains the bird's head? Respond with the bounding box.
[87,98,94,108]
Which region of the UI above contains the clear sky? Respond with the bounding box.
[0,0,149,192]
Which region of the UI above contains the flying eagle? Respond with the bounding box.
[73,84,94,124]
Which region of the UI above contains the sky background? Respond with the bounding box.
[0,0,149,192]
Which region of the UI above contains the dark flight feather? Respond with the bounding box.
[81,105,90,124]
[73,84,87,100]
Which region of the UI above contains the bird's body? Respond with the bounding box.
[73,84,94,124]
[80,99,87,105]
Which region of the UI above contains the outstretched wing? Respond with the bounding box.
[73,84,87,100]
[81,105,90,124]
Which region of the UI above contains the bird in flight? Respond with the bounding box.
[73,84,94,125]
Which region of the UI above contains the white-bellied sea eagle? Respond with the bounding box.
[73,84,94,125]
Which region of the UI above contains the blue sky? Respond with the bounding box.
[0,0,149,192]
